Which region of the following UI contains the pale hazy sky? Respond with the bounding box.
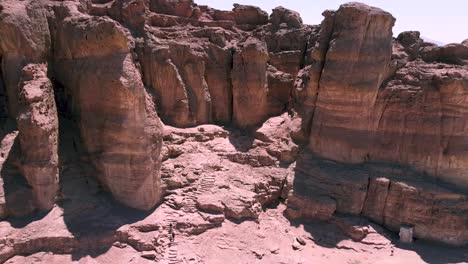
[196,0,467,44]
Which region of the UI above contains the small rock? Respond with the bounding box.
[141,251,156,260]
[269,246,280,254]
[296,236,306,246]
[113,241,127,248]
[251,249,265,259]
[292,239,302,250]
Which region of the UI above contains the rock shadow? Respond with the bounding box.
[394,240,468,264]
[0,118,41,226]
[288,219,350,248]
[285,149,468,260]
[227,127,256,152]
[56,116,153,261]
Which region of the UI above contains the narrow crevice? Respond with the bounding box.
[360,175,372,215]
[299,35,309,70]
[0,56,8,118]
[51,79,72,118]
[228,47,236,124]
[304,15,336,136]
[381,180,392,226]
[202,67,213,124]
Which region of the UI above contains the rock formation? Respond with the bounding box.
[51,4,163,210]
[0,0,468,262]
[16,64,59,211]
[305,3,396,164]
[0,1,51,117]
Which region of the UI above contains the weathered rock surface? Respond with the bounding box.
[286,150,468,246]
[0,0,51,117]
[0,1,468,263]
[371,61,468,187]
[16,64,58,211]
[291,3,468,191]
[232,37,269,127]
[306,3,395,163]
[52,7,163,210]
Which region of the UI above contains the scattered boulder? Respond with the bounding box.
[232,4,268,26]
[150,0,195,18]
[270,6,303,29]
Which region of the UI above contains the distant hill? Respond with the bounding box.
[421,36,445,46]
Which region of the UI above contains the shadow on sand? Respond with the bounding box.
[56,117,153,260]
[0,118,42,227]
[0,117,154,261]
[285,149,468,263]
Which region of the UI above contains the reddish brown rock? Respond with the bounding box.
[254,114,299,163]
[138,30,233,127]
[16,64,58,211]
[381,181,468,246]
[292,10,335,138]
[0,0,467,254]
[232,38,269,127]
[270,6,303,29]
[232,4,268,26]
[0,0,51,117]
[108,0,147,33]
[308,3,395,163]
[396,31,423,60]
[362,177,390,224]
[52,10,163,210]
[421,43,468,65]
[286,151,468,246]
[284,193,336,221]
[290,151,370,215]
[371,61,468,188]
[150,0,195,18]
[266,66,293,116]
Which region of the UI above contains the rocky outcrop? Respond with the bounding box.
[371,61,468,187]
[51,6,163,210]
[0,0,467,254]
[305,3,395,163]
[0,0,51,117]
[232,38,269,127]
[270,6,303,29]
[421,42,468,65]
[130,1,312,128]
[363,174,468,246]
[150,0,196,18]
[16,64,58,211]
[292,10,334,138]
[286,150,468,246]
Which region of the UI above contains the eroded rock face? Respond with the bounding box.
[16,64,58,211]
[150,0,195,18]
[232,38,269,127]
[371,61,468,187]
[0,0,467,257]
[52,8,163,210]
[307,3,395,163]
[0,0,51,117]
[287,150,468,246]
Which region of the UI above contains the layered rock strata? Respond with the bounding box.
[0,0,466,251]
[52,6,163,210]
[0,0,51,117]
[16,64,59,211]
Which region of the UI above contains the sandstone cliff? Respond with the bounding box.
[0,1,467,261]
[16,64,59,211]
